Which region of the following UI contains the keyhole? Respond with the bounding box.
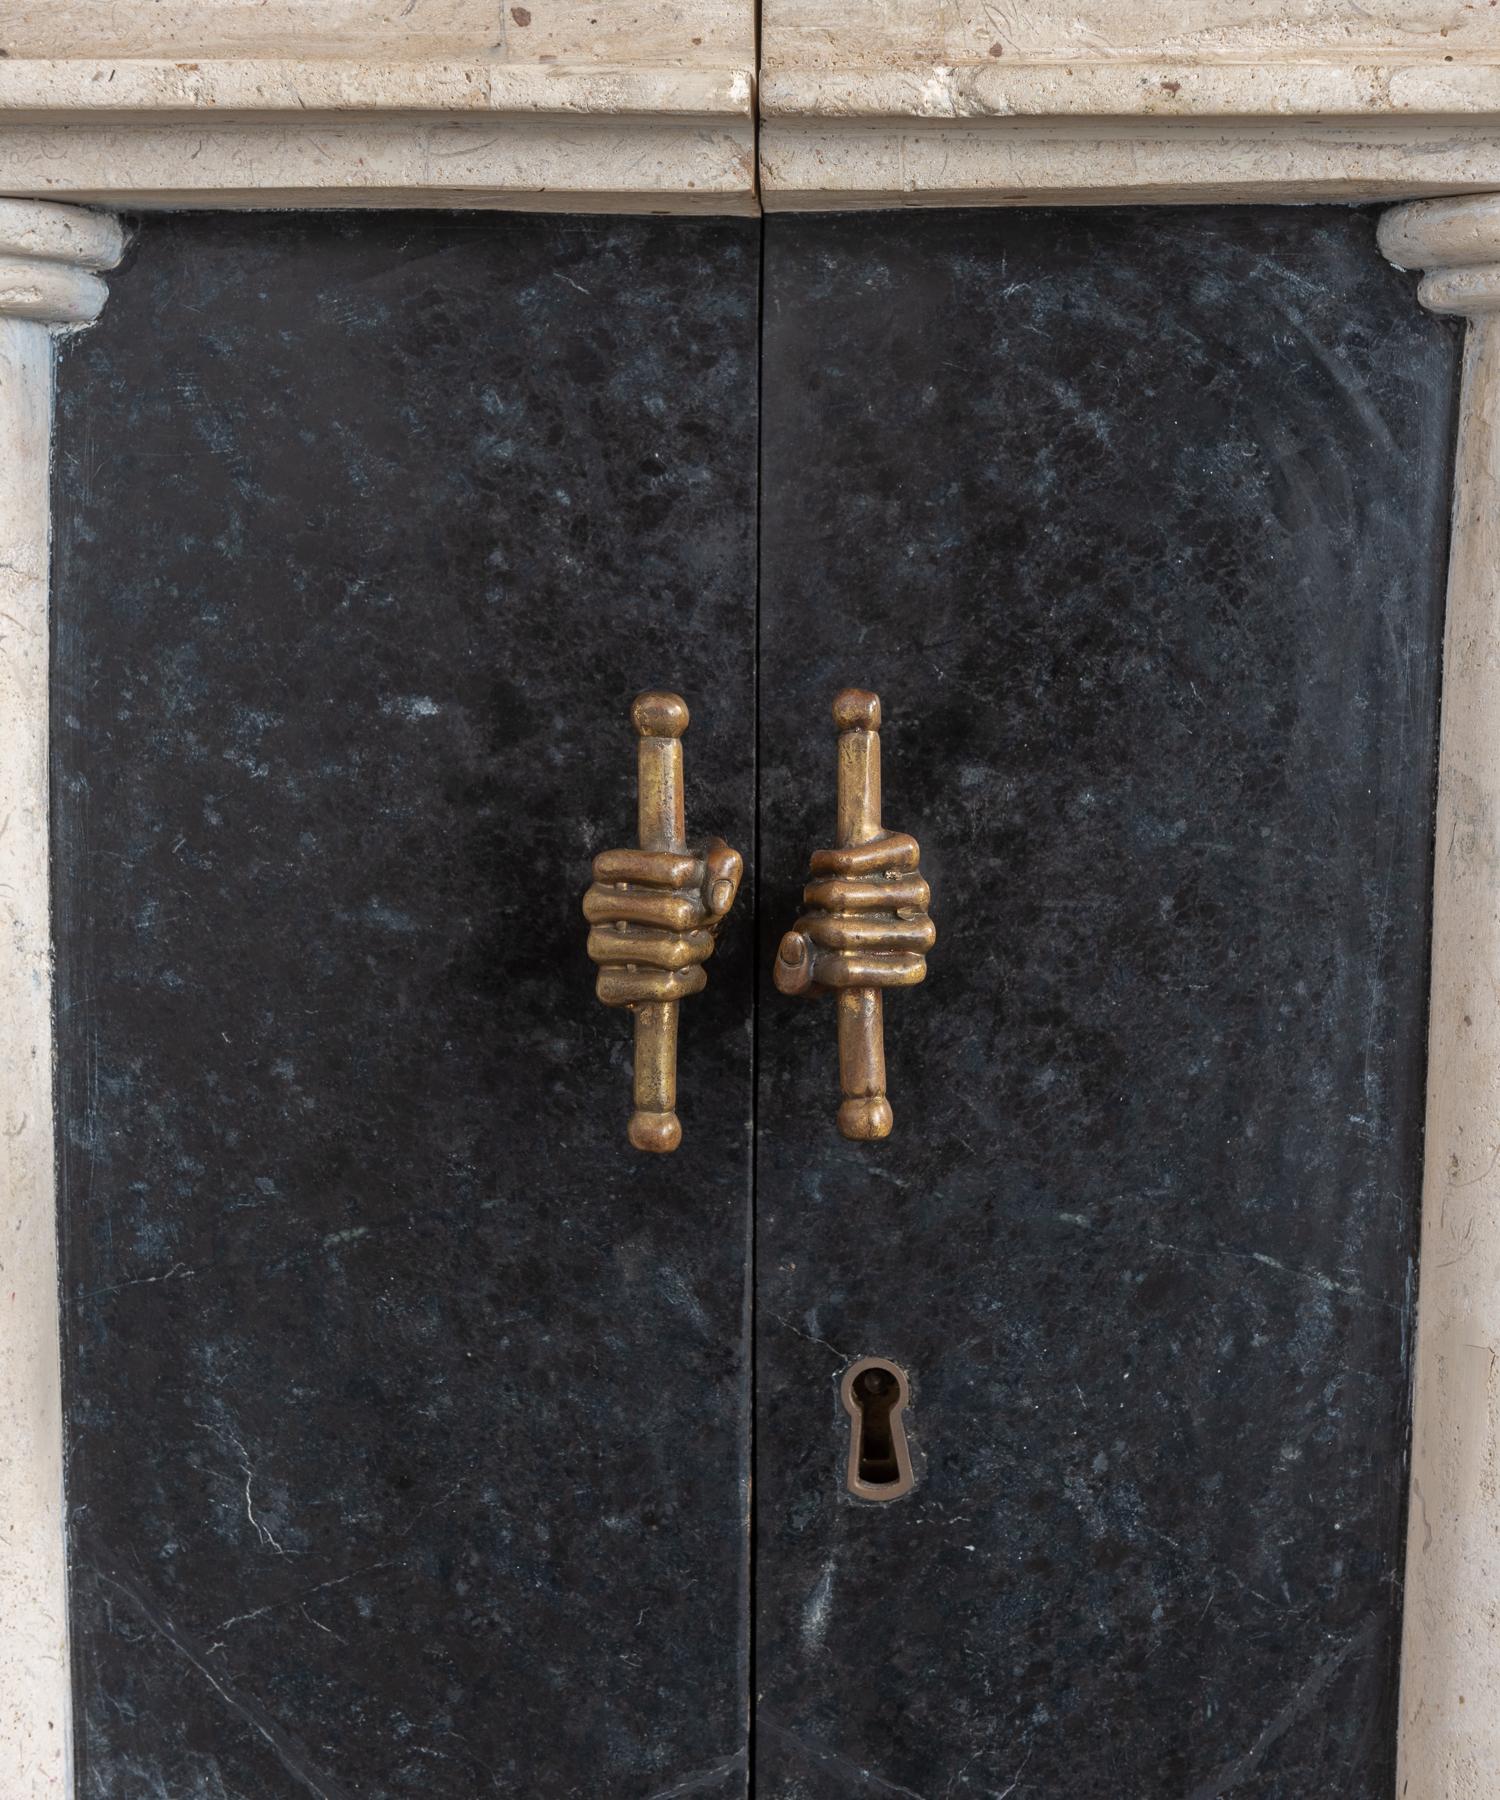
[840,1357,914,1501]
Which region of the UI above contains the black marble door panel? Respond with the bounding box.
[756,209,1456,1798]
[53,213,758,1798]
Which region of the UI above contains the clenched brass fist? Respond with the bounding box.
[771,688,934,1141]
[772,830,934,998]
[584,837,743,1009]
[584,688,743,1153]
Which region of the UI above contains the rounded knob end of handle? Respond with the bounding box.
[832,688,881,733]
[631,691,690,739]
[838,1096,893,1141]
[629,1109,682,1153]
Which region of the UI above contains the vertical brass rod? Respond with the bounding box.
[832,690,893,1140]
[630,691,689,1153]
[835,708,882,848]
[637,728,687,855]
[632,1004,678,1136]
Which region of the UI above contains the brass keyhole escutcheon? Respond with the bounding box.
[841,1357,915,1502]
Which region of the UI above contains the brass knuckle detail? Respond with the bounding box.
[584,691,742,1154]
[773,688,934,1142]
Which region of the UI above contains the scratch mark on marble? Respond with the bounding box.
[196,1423,289,1554]
[394,1482,465,1539]
[1142,1525,1279,1609]
[643,1749,747,1797]
[75,1261,196,1302]
[1145,1237,1395,1311]
[215,1562,393,1633]
[801,1557,836,1652]
[1244,1249,1393,1309]
[235,1438,285,1552]
[761,1715,928,1798]
[772,1313,851,1363]
[85,1553,358,1800]
[1185,1620,1377,1798]
[995,1748,1034,1798]
[1271,308,1402,472]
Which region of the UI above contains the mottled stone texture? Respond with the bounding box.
[756,209,1457,1798]
[54,204,1455,1799]
[52,213,758,1798]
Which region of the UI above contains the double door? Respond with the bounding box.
[54,207,1451,1796]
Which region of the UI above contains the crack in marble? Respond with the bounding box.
[84,1552,358,1800]
[643,1749,748,1798]
[1185,1620,1378,1798]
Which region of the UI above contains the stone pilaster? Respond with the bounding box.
[0,197,122,1800]
[1380,194,1500,1800]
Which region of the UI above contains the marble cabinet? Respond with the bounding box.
[51,206,1452,1797]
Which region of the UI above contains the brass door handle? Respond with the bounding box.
[584,692,742,1153]
[774,689,935,1140]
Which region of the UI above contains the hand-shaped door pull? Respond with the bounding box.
[584,692,742,1153]
[774,689,935,1140]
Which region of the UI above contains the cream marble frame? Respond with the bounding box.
[1,13,1497,1795]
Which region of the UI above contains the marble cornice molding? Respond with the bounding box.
[0,57,758,214]
[771,59,1500,120]
[759,58,1500,210]
[12,49,1500,212]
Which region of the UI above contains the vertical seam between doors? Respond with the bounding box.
[746,201,766,1800]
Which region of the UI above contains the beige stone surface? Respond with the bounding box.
[0,58,757,213]
[0,201,122,1800]
[761,118,1500,211]
[764,0,1500,73]
[1379,193,1500,1800]
[0,198,125,265]
[0,312,68,1800]
[0,62,757,211]
[0,116,757,214]
[16,11,1500,211]
[759,3,1500,208]
[765,60,1500,120]
[2,0,749,66]
[760,57,1500,208]
[0,12,758,213]
[0,58,751,116]
[7,5,1500,212]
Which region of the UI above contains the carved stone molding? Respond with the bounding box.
[0,0,757,209]
[0,196,122,1800]
[760,63,1500,211]
[1379,193,1500,1800]
[754,0,1500,210]
[0,58,757,214]
[15,33,1500,214]
[0,196,120,320]
[1383,194,1500,313]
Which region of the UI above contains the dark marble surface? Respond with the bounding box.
[52,212,759,1798]
[54,203,1456,1800]
[755,208,1458,1798]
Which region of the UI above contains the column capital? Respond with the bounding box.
[0,197,124,326]
[1380,194,1500,317]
